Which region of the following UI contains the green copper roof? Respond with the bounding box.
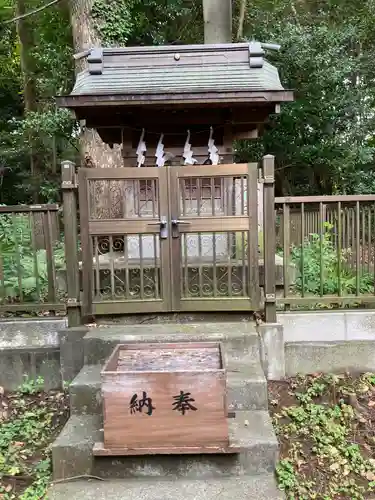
[69,42,287,97]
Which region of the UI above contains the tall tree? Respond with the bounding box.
[203,0,232,43]
[69,0,203,176]
[0,0,75,204]
[16,0,41,201]
[70,0,123,172]
[236,0,375,195]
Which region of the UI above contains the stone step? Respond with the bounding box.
[69,359,268,417]
[48,475,284,500]
[83,322,259,366]
[52,410,278,481]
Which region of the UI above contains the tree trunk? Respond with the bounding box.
[70,0,123,216]
[16,0,41,202]
[236,0,247,40]
[203,0,232,44]
[70,0,123,172]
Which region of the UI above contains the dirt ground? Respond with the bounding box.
[269,373,375,499]
[0,380,69,499]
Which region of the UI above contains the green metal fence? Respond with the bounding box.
[275,195,375,309]
[0,204,66,315]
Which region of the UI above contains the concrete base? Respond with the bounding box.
[59,326,88,384]
[52,323,279,486]
[257,323,285,380]
[285,340,375,376]
[83,323,259,365]
[279,310,375,342]
[279,311,375,376]
[0,318,66,390]
[52,415,101,481]
[52,411,278,481]
[48,475,284,500]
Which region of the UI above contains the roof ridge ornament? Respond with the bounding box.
[248,41,281,68]
[87,47,103,75]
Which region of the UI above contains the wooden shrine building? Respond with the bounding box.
[58,41,293,320]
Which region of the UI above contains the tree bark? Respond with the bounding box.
[69,0,123,171]
[16,0,41,202]
[203,0,232,44]
[236,0,247,40]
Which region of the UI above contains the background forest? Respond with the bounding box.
[1,0,375,204]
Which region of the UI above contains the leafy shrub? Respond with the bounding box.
[291,222,374,295]
[0,211,65,303]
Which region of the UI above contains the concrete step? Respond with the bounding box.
[52,410,278,481]
[227,361,268,411]
[69,358,267,416]
[48,475,284,500]
[83,323,259,366]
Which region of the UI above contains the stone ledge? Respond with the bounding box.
[48,475,284,500]
[285,340,375,376]
[52,411,279,481]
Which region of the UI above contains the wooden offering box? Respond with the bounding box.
[95,342,232,455]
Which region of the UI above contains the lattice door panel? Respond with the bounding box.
[168,163,260,311]
[78,167,171,316]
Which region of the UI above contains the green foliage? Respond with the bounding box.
[91,0,203,46]
[0,211,65,303]
[18,376,44,395]
[238,0,375,196]
[0,0,76,205]
[0,379,69,498]
[91,0,133,45]
[291,222,374,296]
[1,0,375,203]
[273,373,375,499]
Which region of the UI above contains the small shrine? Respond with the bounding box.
[53,40,294,479]
[58,42,293,166]
[58,41,293,319]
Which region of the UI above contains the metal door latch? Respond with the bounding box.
[171,219,190,238]
[148,216,168,239]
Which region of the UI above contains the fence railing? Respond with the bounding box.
[275,195,375,309]
[0,204,66,314]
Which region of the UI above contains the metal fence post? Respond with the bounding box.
[262,155,277,322]
[61,161,81,326]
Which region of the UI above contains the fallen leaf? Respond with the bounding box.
[4,485,12,493]
[366,471,375,481]
[329,463,340,472]
[270,399,279,406]
[358,384,370,394]
[0,387,4,396]
[343,465,351,477]
[369,400,375,407]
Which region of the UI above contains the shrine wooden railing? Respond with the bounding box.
[275,195,375,310]
[0,204,66,315]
